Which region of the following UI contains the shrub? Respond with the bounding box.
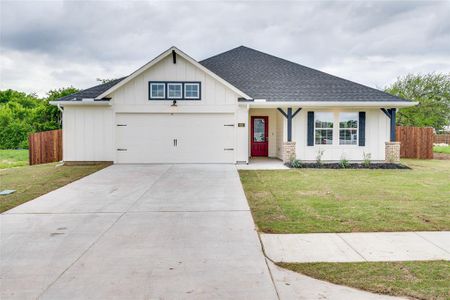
[339,156,350,169]
[363,152,372,168]
[290,159,302,168]
[316,149,325,165]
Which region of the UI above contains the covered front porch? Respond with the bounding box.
[247,107,300,163]
[240,102,403,164]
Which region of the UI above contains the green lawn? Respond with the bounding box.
[433,145,450,154]
[279,261,450,300]
[239,159,450,233]
[0,149,29,169]
[0,162,109,213]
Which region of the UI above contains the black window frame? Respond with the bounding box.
[148,81,201,100]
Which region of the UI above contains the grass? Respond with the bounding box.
[279,261,450,300]
[433,145,450,154]
[0,162,109,213]
[0,149,29,169]
[239,159,450,233]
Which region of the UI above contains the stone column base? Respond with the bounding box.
[282,142,296,163]
[385,142,401,163]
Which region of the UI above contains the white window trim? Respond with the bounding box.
[314,112,334,146]
[338,112,359,146]
[167,83,183,99]
[150,83,165,99]
[184,83,200,99]
[313,111,359,146]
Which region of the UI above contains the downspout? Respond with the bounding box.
[56,103,64,126]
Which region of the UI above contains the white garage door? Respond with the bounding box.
[115,113,235,163]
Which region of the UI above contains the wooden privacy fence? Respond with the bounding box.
[434,134,450,144]
[28,129,62,165]
[396,126,434,159]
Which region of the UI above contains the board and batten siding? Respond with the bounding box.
[110,55,240,111]
[293,108,389,161]
[63,106,114,162]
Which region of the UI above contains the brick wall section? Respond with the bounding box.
[282,142,296,163]
[385,142,401,163]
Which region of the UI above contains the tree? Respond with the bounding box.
[41,87,79,129]
[385,73,450,132]
[0,86,79,149]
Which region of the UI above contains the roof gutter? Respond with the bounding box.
[241,101,418,108]
[49,99,111,107]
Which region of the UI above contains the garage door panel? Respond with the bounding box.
[115,113,234,163]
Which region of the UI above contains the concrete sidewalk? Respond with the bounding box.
[261,231,450,263]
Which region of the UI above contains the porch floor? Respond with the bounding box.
[236,157,289,170]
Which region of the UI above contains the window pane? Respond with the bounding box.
[151,83,165,98]
[340,129,358,145]
[339,112,358,128]
[253,118,266,142]
[315,112,334,128]
[315,129,333,145]
[168,83,182,98]
[185,83,199,98]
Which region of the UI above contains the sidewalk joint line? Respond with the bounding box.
[413,232,450,254]
[336,233,368,262]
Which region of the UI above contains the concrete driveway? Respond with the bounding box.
[1,165,278,299]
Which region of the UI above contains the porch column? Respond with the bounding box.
[380,108,397,142]
[381,108,400,163]
[277,107,302,163]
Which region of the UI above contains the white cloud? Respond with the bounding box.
[0,0,449,96]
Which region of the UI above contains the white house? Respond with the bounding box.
[50,46,416,164]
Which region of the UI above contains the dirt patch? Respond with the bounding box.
[433,152,450,160]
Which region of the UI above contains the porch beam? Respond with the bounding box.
[380,108,391,119]
[277,108,288,118]
[292,107,302,118]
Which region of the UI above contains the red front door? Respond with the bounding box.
[251,116,269,157]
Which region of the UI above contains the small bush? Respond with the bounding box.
[363,152,372,168]
[290,159,302,168]
[339,157,350,169]
[316,149,325,165]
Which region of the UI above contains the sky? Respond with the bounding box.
[1,0,449,97]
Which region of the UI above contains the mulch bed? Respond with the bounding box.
[288,162,410,169]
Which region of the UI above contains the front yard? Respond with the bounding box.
[239,159,450,299]
[239,159,450,234]
[0,162,108,213]
[0,149,28,169]
[279,261,449,300]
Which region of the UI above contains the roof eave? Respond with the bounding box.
[49,99,112,106]
[242,101,418,108]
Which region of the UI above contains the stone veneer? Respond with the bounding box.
[282,142,296,163]
[385,141,401,163]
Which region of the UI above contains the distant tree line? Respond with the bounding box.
[0,87,77,149]
[0,73,448,149]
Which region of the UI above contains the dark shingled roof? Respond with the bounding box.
[200,46,409,102]
[55,77,126,101]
